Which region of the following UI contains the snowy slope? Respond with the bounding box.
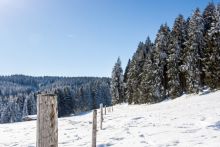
[0,91,220,147]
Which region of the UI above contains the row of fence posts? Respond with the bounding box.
[92,103,113,147]
[36,94,113,147]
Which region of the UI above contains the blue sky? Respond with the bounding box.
[0,0,219,77]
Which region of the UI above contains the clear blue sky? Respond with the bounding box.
[0,0,219,77]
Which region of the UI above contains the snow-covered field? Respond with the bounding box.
[0,91,220,147]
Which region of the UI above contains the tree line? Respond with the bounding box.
[111,3,220,104]
[0,75,111,123]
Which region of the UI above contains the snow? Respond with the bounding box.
[1,91,220,147]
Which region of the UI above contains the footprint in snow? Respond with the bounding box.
[110,137,124,141]
[182,128,201,133]
[132,117,144,120]
[163,140,179,147]
[59,141,69,145]
[139,134,145,138]
[66,128,74,131]
[177,126,189,129]
[200,117,206,121]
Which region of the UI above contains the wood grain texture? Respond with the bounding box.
[100,103,103,130]
[92,110,97,147]
[37,94,58,147]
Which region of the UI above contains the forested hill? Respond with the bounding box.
[0,75,111,123]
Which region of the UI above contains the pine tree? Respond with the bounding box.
[151,46,163,102]
[184,8,204,93]
[167,15,186,98]
[127,41,150,104]
[139,37,157,103]
[125,67,134,104]
[124,59,131,84]
[203,2,216,88]
[123,59,131,102]
[154,24,171,99]
[55,87,74,117]
[207,6,220,89]
[111,57,124,105]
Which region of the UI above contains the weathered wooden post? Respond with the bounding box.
[100,103,103,130]
[104,105,106,115]
[92,109,97,147]
[37,94,58,147]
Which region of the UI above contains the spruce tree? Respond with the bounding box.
[154,24,171,99]
[110,57,124,105]
[184,8,204,93]
[203,2,216,88]
[167,15,186,98]
[123,59,131,102]
[151,46,163,102]
[124,59,131,84]
[125,67,134,104]
[139,37,157,103]
[207,6,220,89]
[126,42,147,104]
[167,40,181,98]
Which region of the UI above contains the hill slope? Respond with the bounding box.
[0,91,220,147]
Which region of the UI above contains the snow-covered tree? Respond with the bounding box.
[139,38,158,103]
[184,8,204,93]
[123,59,131,102]
[111,57,124,105]
[203,2,216,88]
[206,6,220,89]
[155,24,171,99]
[126,42,147,104]
[167,15,186,98]
[124,59,131,84]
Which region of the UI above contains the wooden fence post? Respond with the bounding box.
[104,105,106,115]
[100,103,103,130]
[92,109,97,147]
[37,94,58,147]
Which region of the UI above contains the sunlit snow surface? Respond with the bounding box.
[0,91,220,147]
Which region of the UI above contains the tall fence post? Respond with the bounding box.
[37,94,58,147]
[92,109,97,147]
[100,103,103,130]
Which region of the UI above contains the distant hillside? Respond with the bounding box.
[0,75,111,123]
